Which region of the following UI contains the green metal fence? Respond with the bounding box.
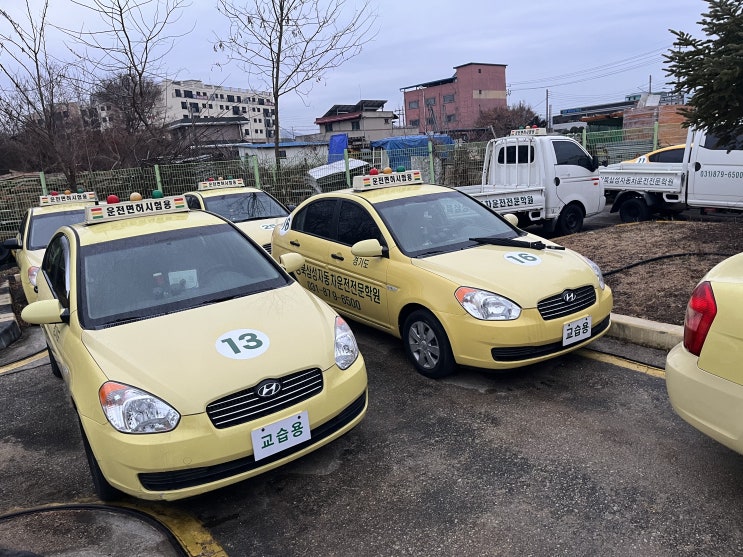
[0,123,688,241]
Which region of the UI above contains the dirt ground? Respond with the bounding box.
[2,219,742,329]
[555,220,743,325]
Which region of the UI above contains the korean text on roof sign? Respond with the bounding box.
[85,196,189,224]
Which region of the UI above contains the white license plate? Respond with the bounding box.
[562,316,592,346]
[251,411,311,461]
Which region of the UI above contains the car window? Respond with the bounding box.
[78,223,290,329]
[28,209,87,250]
[202,191,289,223]
[292,199,337,240]
[185,194,202,210]
[337,200,384,246]
[552,140,594,171]
[375,191,517,257]
[42,234,71,306]
[497,145,535,164]
[650,148,685,163]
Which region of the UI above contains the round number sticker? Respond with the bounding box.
[504,251,542,266]
[278,216,292,236]
[216,329,270,360]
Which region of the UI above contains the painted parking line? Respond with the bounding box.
[578,348,665,378]
[0,351,47,375]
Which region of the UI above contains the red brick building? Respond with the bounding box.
[401,63,507,134]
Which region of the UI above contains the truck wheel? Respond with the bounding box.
[619,197,650,223]
[402,309,456,379]
[556,204,584,236]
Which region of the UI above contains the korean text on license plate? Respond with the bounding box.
[562,316,592,346]
[251,411,311,461]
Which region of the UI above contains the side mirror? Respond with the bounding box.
[21,299,66,325]
[351,239,385,258]
[2,238,21,250]
[279,252,305,274]
[503,213,519,227]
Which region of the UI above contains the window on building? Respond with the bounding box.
[443,94,455,104]
[184,90,193,98]
[202,103,207,108]
[242,107,247,113]
[410,119,419,127]
[219,105,224,110]
[232,106,240,115]
[208,104,213,109]
[244,129,250,136]
[384,118,390,124]
[189,102,199,113]
[425,98,435,106]
[409,100,419,109]
[227,94,235,102]
[426,117,435,125]
[237,96,242,103]
[267,129,274,138]
[258,98,265,105]
[175,89,182,97]
[446,114,456,123]
[181,101,187,109]
[351,121,360,131]
[325,123,333,132]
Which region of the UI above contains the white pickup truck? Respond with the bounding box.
[600,128,743,222]
[455,128,605,235]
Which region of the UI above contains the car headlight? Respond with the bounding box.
[99,381,180,433]
[334,316,359,370]
[455,287,521,320]
[28,266,39,287]
[582,256,605,290]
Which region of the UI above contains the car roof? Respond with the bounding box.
[67,208,230,247]
[29,202,94,216]
[310,183,453,205]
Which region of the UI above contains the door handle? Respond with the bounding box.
[290,240,300,247]
[331,253,344,261]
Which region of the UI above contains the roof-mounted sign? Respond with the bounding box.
[353,170,423,191]
[197,178,245,191]
[510,128,547,136]
[85,196,189,224]
[39,192,97,206]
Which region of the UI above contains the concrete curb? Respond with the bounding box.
[0,278,21,350]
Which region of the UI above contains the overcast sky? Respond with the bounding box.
[3,0,708,136]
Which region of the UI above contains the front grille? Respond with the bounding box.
[139,391,367,492]
[491,315,611,361]
[206,368,323,429]
[537,285,596,320]
[262,242,272,254]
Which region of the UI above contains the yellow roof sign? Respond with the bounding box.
[85,196,189,224]
[197,178,245,191]
[352,170,423,191]
[39,192,97,205]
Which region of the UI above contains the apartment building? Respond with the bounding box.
[401,63,508,134]
[159,79,276,143]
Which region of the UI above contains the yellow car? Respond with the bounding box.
[623,144,686,164]
[272,169,613,379]
[21,194,367,501]
[184,178,290,253]
[2,192,97,303]
[665,252,743,454]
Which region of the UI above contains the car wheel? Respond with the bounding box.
[47,344,62,379]
[402,309,456,379]
[619,197,651,223]
[78,419,123,502]
[556,204,584,235]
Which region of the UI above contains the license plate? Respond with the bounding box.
[562,316,592,346]
[251,411,311,461]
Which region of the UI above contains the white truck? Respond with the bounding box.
[600,127,743,222]
[455,128,606,235]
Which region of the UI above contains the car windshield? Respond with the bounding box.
[374,190,520,257]
[28,209,87,250]
[79,223,289,329]
[203,191,288,223]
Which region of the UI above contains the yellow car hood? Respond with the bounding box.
[235,218,286,246]
[411,242,598,308]
[80,284,339,415]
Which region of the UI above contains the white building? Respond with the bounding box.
[159,79,276,143]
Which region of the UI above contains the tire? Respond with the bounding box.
[78,419,123,502]
[402,309,456,379]
[555,204,584,236]
[619,197,651,223]
[47,344,62,379]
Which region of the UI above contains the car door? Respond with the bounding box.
[687,133,743,208]
[551,139,602,213]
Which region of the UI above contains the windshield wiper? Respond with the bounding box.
[469,236,565,250]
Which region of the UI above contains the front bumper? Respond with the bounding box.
[666,342,743,455]
[80,358,367,500]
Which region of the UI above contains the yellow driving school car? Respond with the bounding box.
[665,252,743,455]
[2,191,96,303]
[184,177,290,253]
[271,169,613,379]
[21,193,367,501]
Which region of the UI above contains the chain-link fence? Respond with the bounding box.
[0,123,690,241]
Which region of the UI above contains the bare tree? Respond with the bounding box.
[61,0,190,134]
[0,1,93,182]
[215,0,378,175]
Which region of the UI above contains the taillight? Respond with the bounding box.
[683,281,717,356]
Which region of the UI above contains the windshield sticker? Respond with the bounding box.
[216,329,270,360]
[278,216,292,235]
[261,223,278,230]
[504,252,542,266]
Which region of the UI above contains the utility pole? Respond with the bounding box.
[545,89,550,130]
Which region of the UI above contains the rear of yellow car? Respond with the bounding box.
[666,253,743,454]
